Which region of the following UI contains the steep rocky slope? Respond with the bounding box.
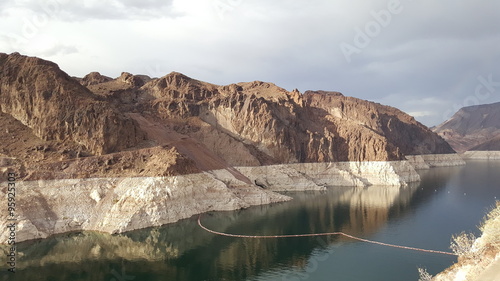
[0,52,146,156]
[133,74,455,166]
[0,52,455,181]
[304,90,454,158]
[433,102,500,152]
[0,52,461,242]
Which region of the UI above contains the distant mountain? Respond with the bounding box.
[433,102,500,152]
[469,135,500,151]
[0,52,454,180]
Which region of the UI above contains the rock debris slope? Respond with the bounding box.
[0,52,460,242]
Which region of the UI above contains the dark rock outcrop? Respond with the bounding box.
[80,72,112,86]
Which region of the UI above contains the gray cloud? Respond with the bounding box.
[1,0,178,21]
[37,44,79,57]
[1,0,499,126]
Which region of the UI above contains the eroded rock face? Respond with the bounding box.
[80,72,112,86]
[0,52,463,243]
[304,91,455,157]
[0,52,455,179]
[138,75,455,165]
[0,174,290,243]
[0,53,146,156]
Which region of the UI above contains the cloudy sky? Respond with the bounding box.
[1,0,499,126]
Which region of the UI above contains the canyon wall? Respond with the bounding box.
[0,53,456,181]
[405,154,466,169]
[0,53,465,244]
[0,53,146,155]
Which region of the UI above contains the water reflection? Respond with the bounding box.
[4,178,435,281]
[12,159,495,281]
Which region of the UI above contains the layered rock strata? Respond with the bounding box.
[0,52,456,181]
[405,154,466,169]
[0,173,290,243]
[461,151,500,160]
[1,159,426,243]
[237,161,420,191]
[0,53,146,155]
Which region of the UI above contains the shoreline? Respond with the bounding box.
[461,151,500,160]
[1,154,465,244]
[432,202,500,281]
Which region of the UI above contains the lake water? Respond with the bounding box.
[4,160,500,281]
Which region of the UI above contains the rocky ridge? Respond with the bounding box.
[0,53,146,156]
[0,52,456,180]
[0,53,462,242]
[433,102,500,153]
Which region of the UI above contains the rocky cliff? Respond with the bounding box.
[433,102,500,153]
[0,52,146,156]
[0,52,461,242]
[0,52,455,180]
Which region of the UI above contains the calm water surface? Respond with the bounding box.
[3,160,499,281]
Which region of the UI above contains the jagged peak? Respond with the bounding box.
[234,80,292,101]
[81,71,113,86]
[304,90,343,97]
[144,71,187,84]
[85,71,110,78]
[116,72,149,87]
[143,71,216,92]
[0,52,95,100]
[2,52,61,70]
[165,71,190,79]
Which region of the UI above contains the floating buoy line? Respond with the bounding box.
[197,215,457,256]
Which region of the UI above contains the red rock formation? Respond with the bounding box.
[0,52,146,155]
[0,52,455,179]
[80,72,112,86]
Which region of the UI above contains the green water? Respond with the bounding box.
[3,160,499,281]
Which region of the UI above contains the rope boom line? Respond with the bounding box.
[197,215,457,256]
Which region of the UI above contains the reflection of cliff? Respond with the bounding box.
[5,182,429,281]
[342,184,418,236]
